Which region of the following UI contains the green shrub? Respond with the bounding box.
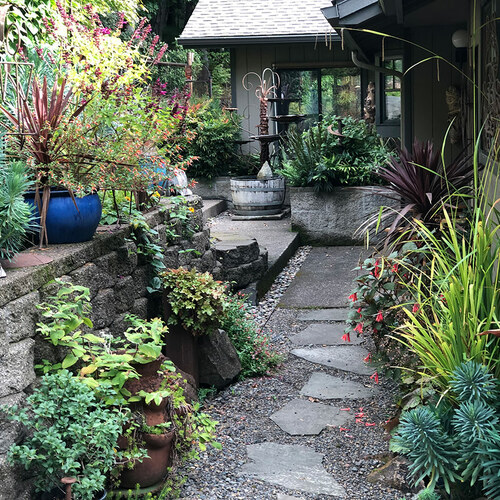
[278,115,391,191]
[391,361,500,498]
[0,161,34,259]
[220,294,283,378]
[3,370,128,500]
[185,100,241,180]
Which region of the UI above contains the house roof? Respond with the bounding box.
[178,0,338,48]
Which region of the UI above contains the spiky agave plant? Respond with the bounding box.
[0,160,34,260]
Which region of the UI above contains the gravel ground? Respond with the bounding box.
[175,246,413,500]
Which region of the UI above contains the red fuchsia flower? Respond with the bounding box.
[373,259,381,278]
[348,292,358,302]
[375,311,383,322]
[392,263,398,273]
[339,427,350,432]
[365,422,376,427]
[341,332,351,343]
[412,303,420,313]
[363,352,371,362]
[340,408,351,411]
[370,372,379,384]
[372,328,378,335]
[354,322,363,334]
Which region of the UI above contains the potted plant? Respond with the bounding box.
[2,370,127,500]
[160,267,227,383]
[35,280,220,492]
[278,115,393,245]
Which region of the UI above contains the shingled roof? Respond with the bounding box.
[178,0,337,47]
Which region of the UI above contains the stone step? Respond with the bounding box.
[292,346,373,376]
[297,308,350,322]
[238,443,346,497]
[212,232,260,267]
[300,372,378,400]
[290,323,363,346]
[270,398,350,436]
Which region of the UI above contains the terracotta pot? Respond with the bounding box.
[118,431,175,489]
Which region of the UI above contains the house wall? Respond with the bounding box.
[408,25,465,154]
[231,42,354,154]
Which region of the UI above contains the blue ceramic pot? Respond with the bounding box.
[24,189,102,244]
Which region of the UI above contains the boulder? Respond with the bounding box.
[366,455,411,492]
[197,329,241,389]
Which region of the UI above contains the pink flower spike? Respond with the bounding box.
[370,372,379,384]
[340,408,351,411]
[341,332,351,343]
[365,422,376,427]
[363,352,371,362]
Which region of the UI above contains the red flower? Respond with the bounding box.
[375,311,383,322]
[354,322,363,334]
[370,372,379,384]
[363,352,371,362]
[374,259,381,278]
[412,303,420,313]
[348,292,358,302]
[392,263,398,273]
[342,332,351,342]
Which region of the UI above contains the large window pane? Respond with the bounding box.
[320,68,361,117]
[383,58,402,122]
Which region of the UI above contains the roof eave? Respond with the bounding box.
[322,0,384,27]
[177,33,340,48]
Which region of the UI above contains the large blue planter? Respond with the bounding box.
[25,190,102,244]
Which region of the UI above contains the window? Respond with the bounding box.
[277,67,361,121]
[381,58,402,123]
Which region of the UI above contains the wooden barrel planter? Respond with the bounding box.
[230,176,285,216]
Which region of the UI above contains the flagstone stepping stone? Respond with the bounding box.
[297,308,350,322]
[291,346,373,376]
[290,323,363,346]
[270,398,349,435]
[239,442,346,497]
[277,495,305,500]
[300,372,378,400]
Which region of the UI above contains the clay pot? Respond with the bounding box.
[118,431,175,489]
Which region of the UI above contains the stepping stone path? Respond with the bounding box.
[270,398,350,435]
[239,443,347,497]
[291,345,373,375]
[237,247,378,497]
[300,372,378,400]
[290,323,364,346]
[297,308,350,322]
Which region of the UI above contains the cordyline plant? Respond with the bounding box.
[359,139,474,249]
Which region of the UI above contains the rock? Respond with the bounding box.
[176,368,198,403]
[0,291,40,344]
[366,455,411,492]
[198,329,241,389]
[0,338,36,398]
[257,161,273,179]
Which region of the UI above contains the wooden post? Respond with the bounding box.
[185,52,194,95]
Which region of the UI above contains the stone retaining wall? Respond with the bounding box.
[290,186,399,245]
[0,196,224,499]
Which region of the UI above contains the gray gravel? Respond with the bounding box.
[176,246,412,500]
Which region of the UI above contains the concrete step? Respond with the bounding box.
[201,199,227,222]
